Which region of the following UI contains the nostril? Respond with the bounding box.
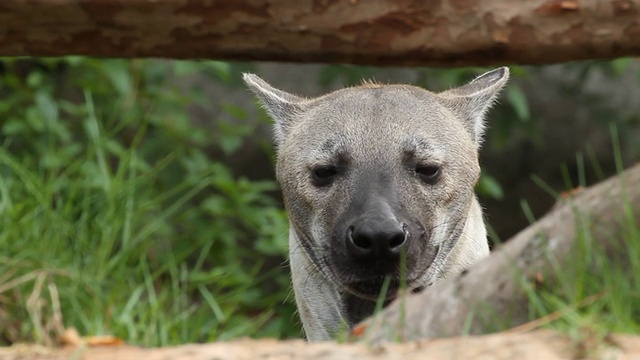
[388,225,408,252]
[388,232,406,249]
[348,226,372,250]
[354,237,372,249]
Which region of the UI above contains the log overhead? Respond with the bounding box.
[1,0,639,66]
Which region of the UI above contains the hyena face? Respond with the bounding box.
[244,68,509,339]
[275,86,481,299]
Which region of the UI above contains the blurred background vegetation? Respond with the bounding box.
[0,57,638,346]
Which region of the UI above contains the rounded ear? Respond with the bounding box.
[436,67,510,147]
[243,73,306,145]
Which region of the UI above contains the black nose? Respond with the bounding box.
[346,217,408,261]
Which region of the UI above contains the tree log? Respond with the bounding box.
[4,329,640,359]
[355,163,640,343]
[1,0,640,65]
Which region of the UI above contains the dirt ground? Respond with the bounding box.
[2,329,640,360]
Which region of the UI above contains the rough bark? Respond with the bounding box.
[1,0,640,66]
[354,163,640,343]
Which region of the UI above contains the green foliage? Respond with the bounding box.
[0,58,296,346]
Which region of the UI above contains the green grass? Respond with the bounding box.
[0,110,289,345]
[0,58,296,346]
[527,209,640,333]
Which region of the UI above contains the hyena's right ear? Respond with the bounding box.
[243,73,306,145]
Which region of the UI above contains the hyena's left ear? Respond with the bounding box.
[243,73,306,145]
[436,67,510,147]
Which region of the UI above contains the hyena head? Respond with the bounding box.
[244,67,509,306]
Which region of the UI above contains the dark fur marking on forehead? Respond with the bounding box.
[402,137,438,156]
[403,137,444,163]
[321,138,337,152]
[315,137,351,165]
[403,137,436,152]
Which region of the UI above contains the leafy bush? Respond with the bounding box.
[0,58,296,346]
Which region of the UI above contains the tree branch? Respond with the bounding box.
[1,0,639,65]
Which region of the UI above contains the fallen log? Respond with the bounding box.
[355,163,640,342]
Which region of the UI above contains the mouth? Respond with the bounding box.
[333,245,440,301]
[342,276,425,302]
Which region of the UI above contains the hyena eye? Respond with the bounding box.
[415,165,441,184]
[311,166,338,187]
